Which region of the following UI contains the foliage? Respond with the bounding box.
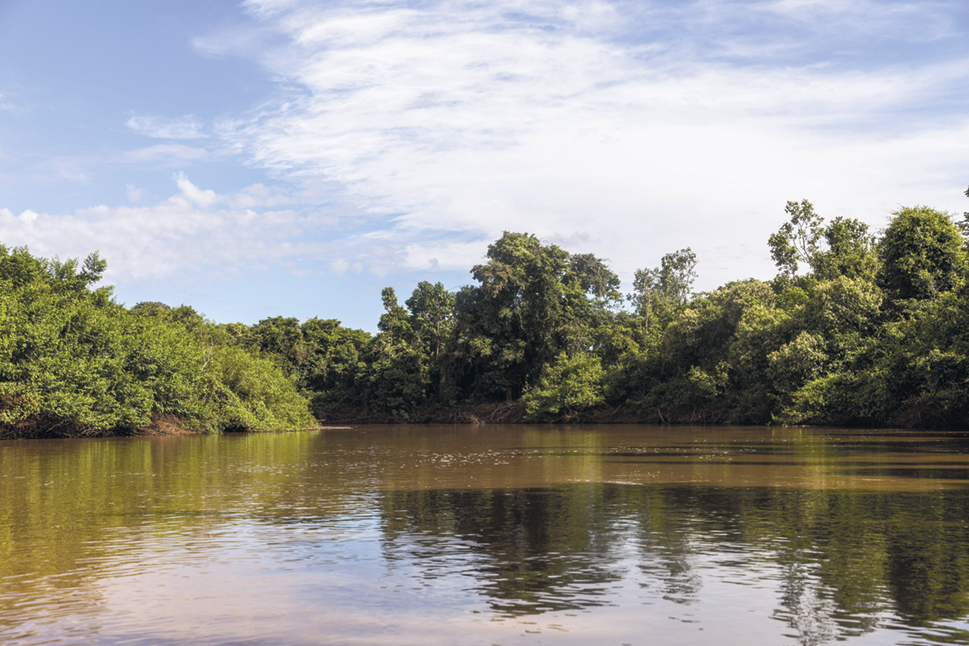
[629,247,697,333]
[769,200,878,284]
[0,254,183,432]
[523,352,605,418]
[449,232,618,402]
[192,344,314,433]
[406,281,455,360]
[7,191,969,434]
[879,206,967,302]
[0,244,313,436]
[768,200,824,279]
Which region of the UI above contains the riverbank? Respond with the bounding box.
[0,412,351,440]
[315,398,967,430]
[1,402,714,439]
[3,397,962,440]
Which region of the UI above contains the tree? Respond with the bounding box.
[0,246,317,436]
[405,281,455,360]
[378,287,413,346]
[131,302,173,317]
[357,287,425,415]
[248,316,303,360]
[569,253,622,304]
[450,232,618,401]
[630,248,697,331]
[295,318,369,411]
[879,206,967,301]
[814,217,878,281]
[768,200,824,279]
[769,200,879,283]
[630,266,660,328]
[959,184,969,237]
[456,233,571,400]
[657,247,698,305]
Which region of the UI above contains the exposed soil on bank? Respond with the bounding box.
[314,401,734,426]
[3,399,961,440]
[0,413,350,440]
[1,403,717,439]
[314,400,969,429]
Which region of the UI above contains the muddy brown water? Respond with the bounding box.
[1,425,968,645]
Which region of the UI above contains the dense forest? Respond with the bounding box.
[3,190,969,437]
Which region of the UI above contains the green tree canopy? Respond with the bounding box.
[450,232,618,401]
[768,200,823,279]
[630,247,697,332]
[406,281,455,360]
[879,206,967,301]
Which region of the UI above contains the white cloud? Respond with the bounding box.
[329,258,349,275]
[126,114,207,139]
[208,0,969,288]
[403,240,487,272]
[0,91,22,113]
[123,144,211,164]
[126,184,145,203]
[44,158,92,183]
[0,174,375,285]
[173,172,221,208]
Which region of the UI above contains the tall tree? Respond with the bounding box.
[405,281,455,360]
[630,248,697,332]
[814,217,878,281]
[377,287,413,346]
[768,199,823,279]
[363,288,423,414]
[451,232,618,401]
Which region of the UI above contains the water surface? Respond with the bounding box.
[1,425,968,645]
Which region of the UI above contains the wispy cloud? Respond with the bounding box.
[199,0,969,286]
[7,0,966,299]
[123,144,211,164]
[760,0,957,38]
[126,114,207,139]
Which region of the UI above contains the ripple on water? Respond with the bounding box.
[2,426,969,645]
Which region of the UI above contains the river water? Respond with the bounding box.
[1,425,968,645]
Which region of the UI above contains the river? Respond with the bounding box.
[1,425,968,645]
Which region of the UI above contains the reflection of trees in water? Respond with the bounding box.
[0,433,330,641]
[886,522,969,625]
[625,488,704,607]
[378,487,625,614]
[376,483,969,642]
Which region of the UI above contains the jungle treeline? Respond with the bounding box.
[4,192,969,437]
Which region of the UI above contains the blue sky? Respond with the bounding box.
[1,0,967,331]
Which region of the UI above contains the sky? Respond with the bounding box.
[0,0,967,331]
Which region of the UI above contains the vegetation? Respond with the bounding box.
[0,246,313,438]
[4,186,969,436]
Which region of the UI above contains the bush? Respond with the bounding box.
[524,352,604,419]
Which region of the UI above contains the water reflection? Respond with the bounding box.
[379,488,625,615]
[1,426,968,645]
[372,482,969,644]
